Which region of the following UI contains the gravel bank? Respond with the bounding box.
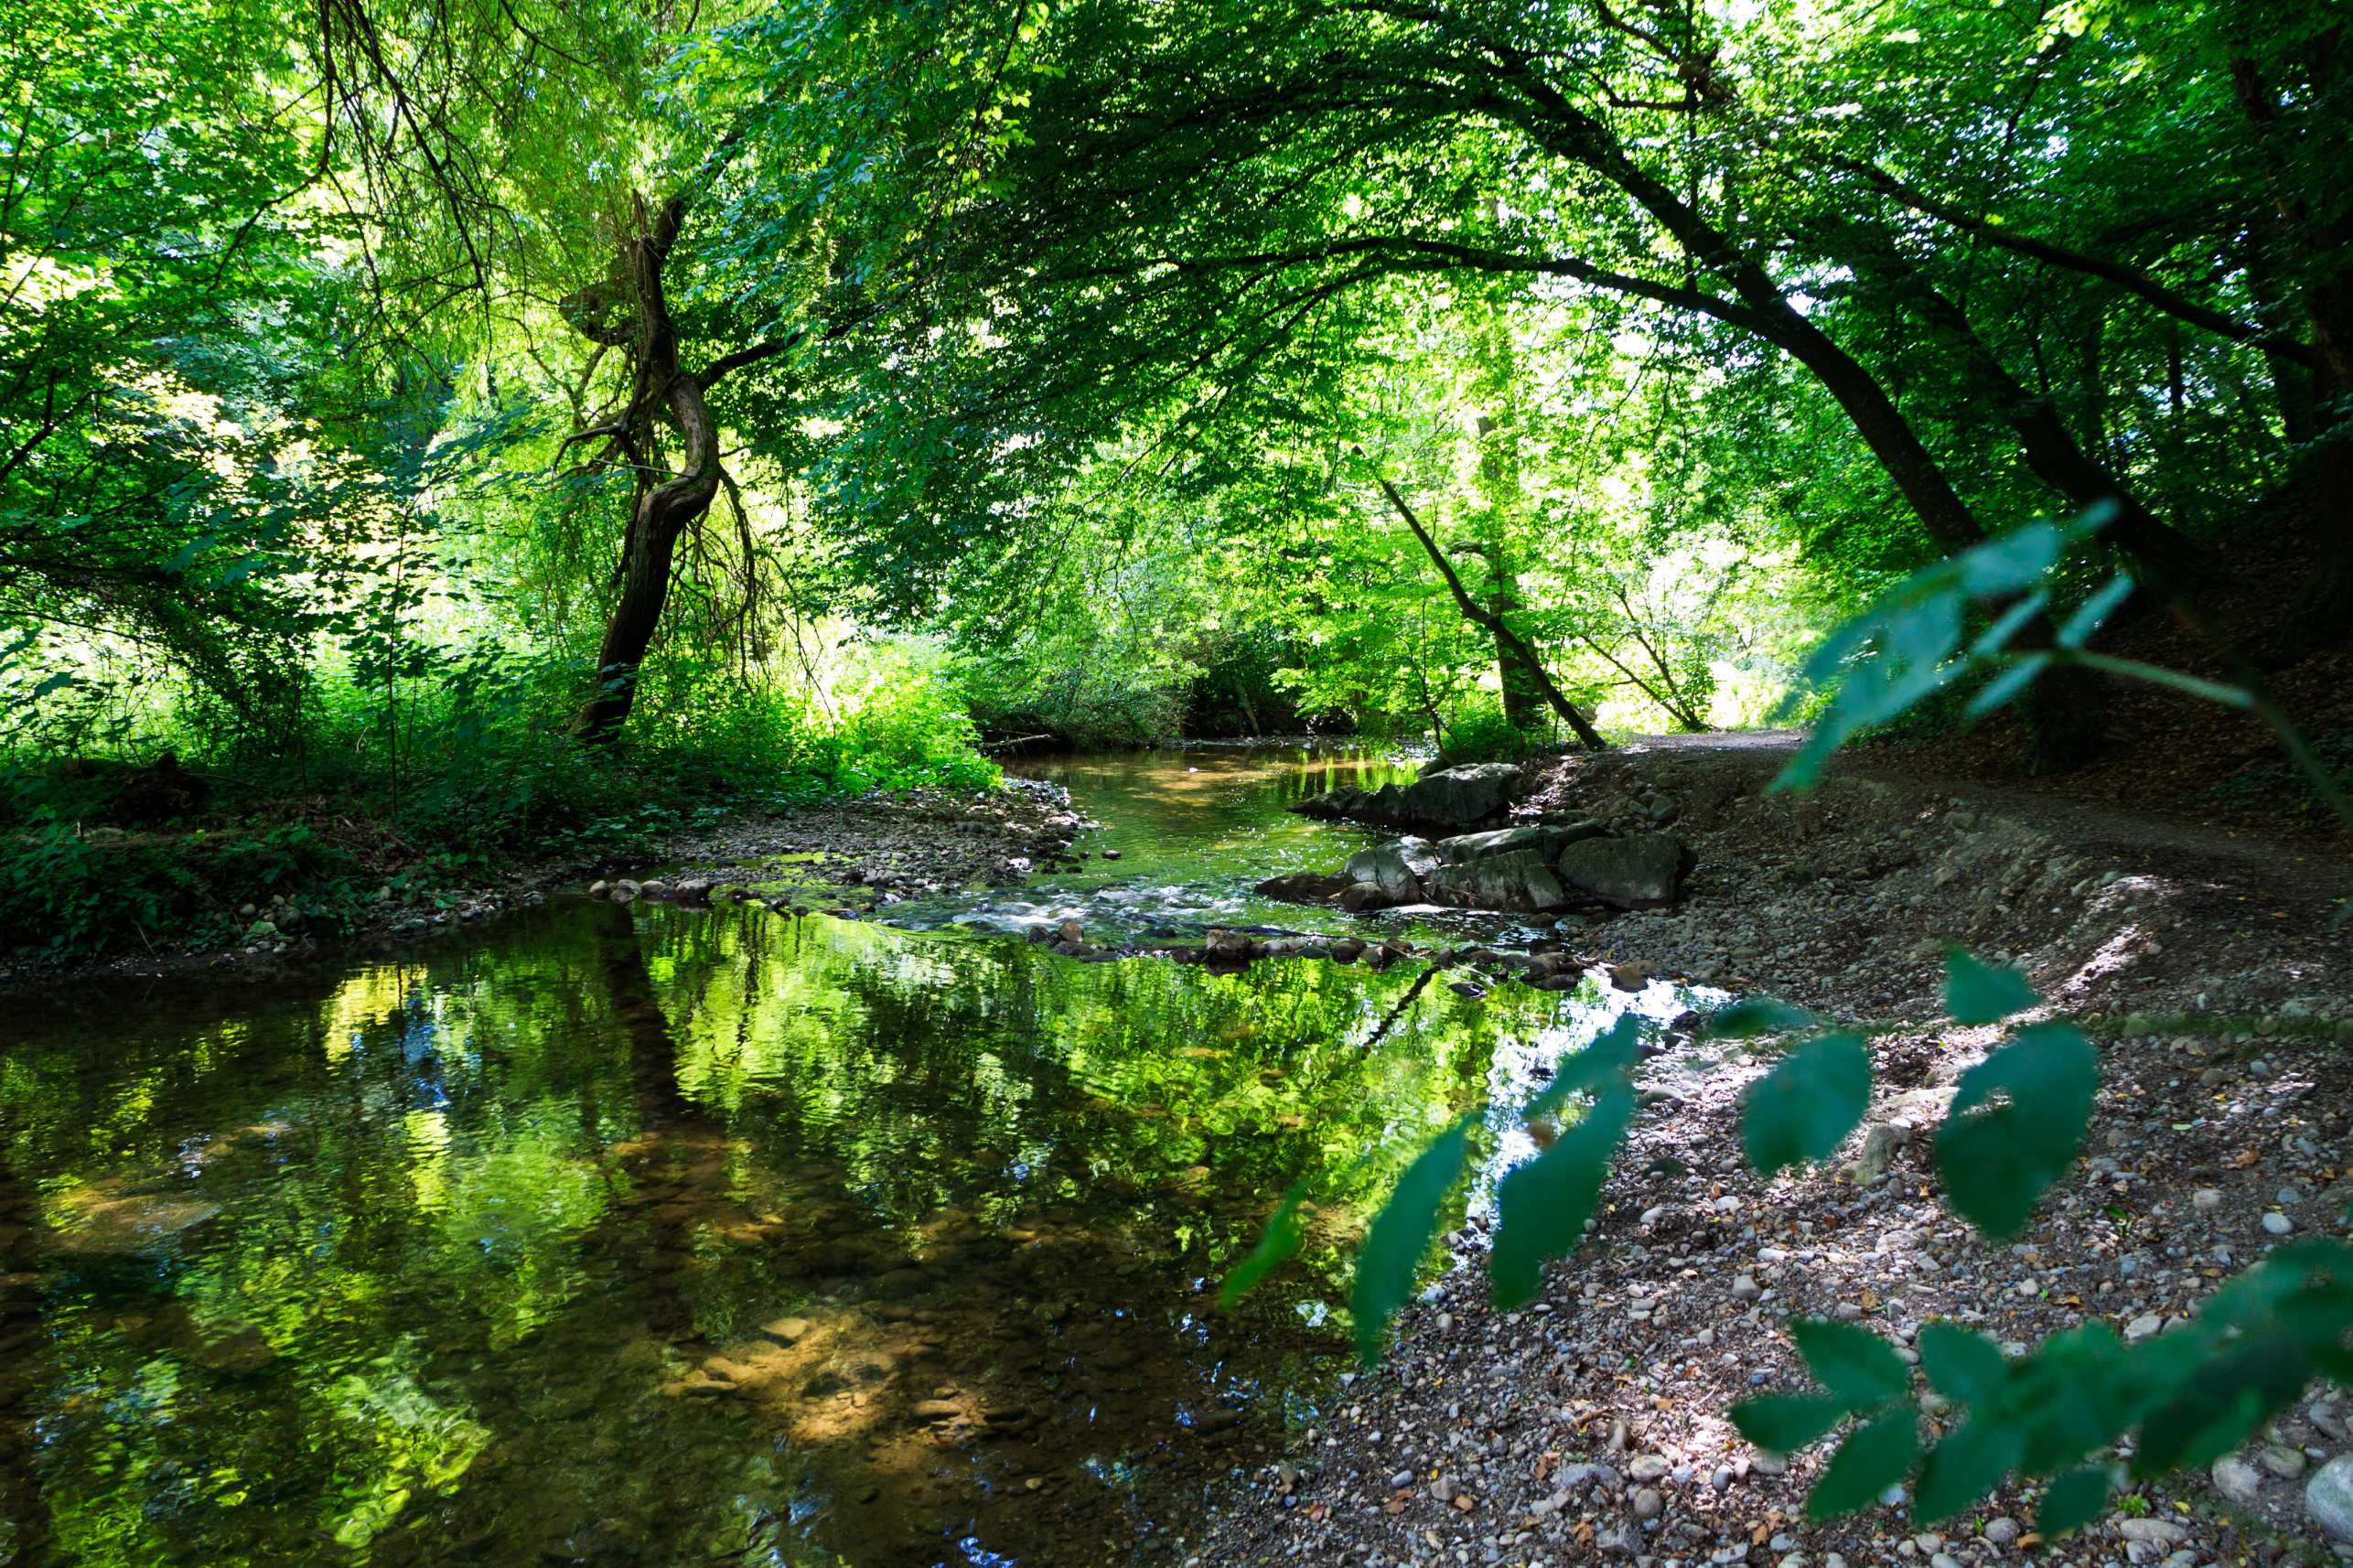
[1194,740,2353,1568]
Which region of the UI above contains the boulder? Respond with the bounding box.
[1254,872,1352,903]
[1295,787,1367,822]
[1427,849,1567,913]
[1335,882,1390,911]
[2310,1455,2353,1542]
[1344,837,1442,902]
[1358,782,1415,822]
[1393,762,1525,827]
[1290,763,1527,829]
[1203,929,1252,961]
[1435,822,1605,865]
[1553,832,1693,908]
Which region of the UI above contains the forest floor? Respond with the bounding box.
[1191,736,2353,1568]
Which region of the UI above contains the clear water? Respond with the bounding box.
[0,746,1694,1568]
[900,745,1573,947]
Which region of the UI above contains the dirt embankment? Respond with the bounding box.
[1538,736,2349,1025]
[1194,737,2353,1568]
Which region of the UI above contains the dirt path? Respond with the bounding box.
[1613,729,2352,907]
[1191,738,2353,1568]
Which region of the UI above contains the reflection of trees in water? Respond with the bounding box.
[0,1144,51,1566]
[0,898,1556,1568]
[601,904,1542,1565]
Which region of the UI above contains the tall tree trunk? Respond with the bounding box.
[1467,308,1549,730]
[564,200,726,745]
[2245,228,2321,445]
[2231,45,2353,658]
[1366,463,1609,750]
[1488,561,1547,730]
[1832,225,2217,597]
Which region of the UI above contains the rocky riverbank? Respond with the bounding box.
[1190,737,2353,1568]
[0,779,1083,994]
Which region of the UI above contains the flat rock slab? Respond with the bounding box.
[1553,832,1693,908]
[1435,822,1605,864]
[1427,848,1568,913]
[1345,837,1441,901]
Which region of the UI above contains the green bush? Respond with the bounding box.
[0,637,1007,961]
[826,691,1001,793]
[1433,703,1542,768]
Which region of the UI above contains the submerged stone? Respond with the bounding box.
[1253,872,1350,903]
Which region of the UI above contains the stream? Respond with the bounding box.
[0,745,1698,1568]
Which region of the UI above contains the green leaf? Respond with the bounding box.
[1490,1087,1636,1310]
[1936,1022,2099,1238]
[2058,574,2134,648]
[1791,1318,1910,1410]
[1968,591,2050,658]
[1744,1034,1872,1177]
[1943,949,2039,1026]
[2036,1466,2111,1536]
[1806,1410,1918,1519]
[1958,522,2062,597]
[1963,653,2050,718]
[1914,1418,2025,1523]
[1917,1322,2008,1408]
[1219,1183,1309,1307]
[1350,1115,1475,1363]
[1704,997,1818,1038]
[1524,1014,1641,1120]
[1732,1392,1850,1452]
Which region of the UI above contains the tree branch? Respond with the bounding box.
[1359,451,1609,751]
[1821,151,2318,367]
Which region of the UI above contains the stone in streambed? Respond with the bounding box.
[1254,872,1351,903]
[1553,832,1694,908]
[1292,763,1526,829]
[1204,929,1252,962]
[1435,822,1603,864]
[1345,837,1441,902]
[1427,849,1567,913]
[2308,1455,2353,1541]
[1395,763,1526,827]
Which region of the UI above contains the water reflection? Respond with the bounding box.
[894,746,1551,945]
[1,744,1707,1568]
[1,896,1683,1568]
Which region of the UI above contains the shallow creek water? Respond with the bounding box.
[0,746,1695,1568]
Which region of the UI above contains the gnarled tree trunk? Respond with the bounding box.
[562,198,726,745]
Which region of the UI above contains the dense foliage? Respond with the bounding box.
[10,0,2345,786]
[2,0,2348,1542]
